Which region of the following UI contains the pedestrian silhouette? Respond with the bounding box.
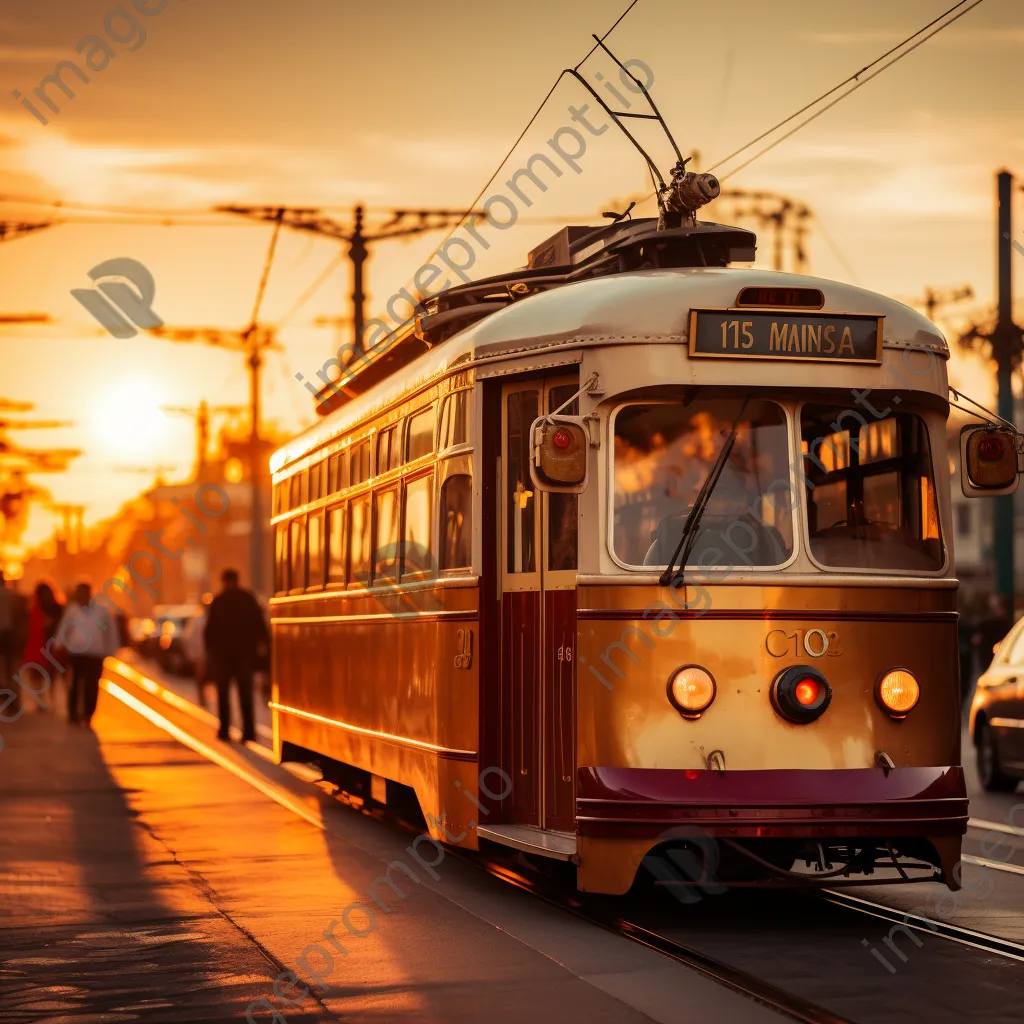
[204,569,268,743]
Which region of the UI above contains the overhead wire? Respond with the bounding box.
[714,0,987,180]
[707,0,979,176]
[400,0,645,276]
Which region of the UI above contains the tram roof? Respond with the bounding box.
[272,266,947,473]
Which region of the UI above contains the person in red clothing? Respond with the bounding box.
[17,581,65,715]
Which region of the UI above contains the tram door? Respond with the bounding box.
[500,375,578,831]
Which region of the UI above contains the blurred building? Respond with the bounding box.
[20,427,279,614]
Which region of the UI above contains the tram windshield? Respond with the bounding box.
[801,405,943,571]
[613,397,794,568]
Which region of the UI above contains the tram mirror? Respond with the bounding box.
[960,425,1021,497]
[530,416,589,493]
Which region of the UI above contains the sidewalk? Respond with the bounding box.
[0,698,322,1023]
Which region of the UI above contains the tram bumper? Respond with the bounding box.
[574,765,967,894]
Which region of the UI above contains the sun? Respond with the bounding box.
[91,377,169,460]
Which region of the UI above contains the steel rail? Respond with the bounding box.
[819,889,1024,963]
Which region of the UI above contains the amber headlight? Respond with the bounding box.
[667,666,716,718]
[876,669,920,717]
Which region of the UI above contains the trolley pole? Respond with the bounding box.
[992,170,1019,604]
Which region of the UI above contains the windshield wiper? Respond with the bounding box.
[658,395,751,588]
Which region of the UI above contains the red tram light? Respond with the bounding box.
[552,427,573,449]
[794,679,821,706]
[771,666,831,724]
[978,435,1006,461]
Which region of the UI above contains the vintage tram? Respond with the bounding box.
[268,194,1015,894]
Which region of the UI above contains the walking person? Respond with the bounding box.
[204,569,268,744]
[19,581,65,714]
[56,582,119,727]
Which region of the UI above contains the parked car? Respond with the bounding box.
[970,617,1024,792]
[133,603,205,677]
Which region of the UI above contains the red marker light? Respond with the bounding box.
[552,428,572,449]
[795,679,820,706]
[684,769,700,780]
[979,435,1006,461]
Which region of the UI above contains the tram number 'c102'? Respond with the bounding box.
[765,628,843,659]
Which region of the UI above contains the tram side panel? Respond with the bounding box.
[271,585,482,846]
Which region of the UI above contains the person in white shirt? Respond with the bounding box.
[56,581,120,727]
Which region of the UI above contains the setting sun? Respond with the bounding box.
[90,376,168,460]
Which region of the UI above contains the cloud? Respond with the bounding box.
[0,45,67,62]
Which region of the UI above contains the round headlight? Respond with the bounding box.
[771,666,831,724]
[667,666,716,717]
[876,669,919,717]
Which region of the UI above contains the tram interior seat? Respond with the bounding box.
[643,512,788,568]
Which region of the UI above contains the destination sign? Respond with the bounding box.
[688,309,883,363]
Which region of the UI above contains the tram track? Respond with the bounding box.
[461,849,852,1024]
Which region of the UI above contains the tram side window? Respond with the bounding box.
[290,470,309,509]
[309,461,322,503]
[801,406,943,571]
[440,473,472,570]
[275,524,289,592]
[329,451,348,494]
[327,504,347,584]
[377,426,398,475]
[406,407,435,463]
[308,511,324,588]
[289,516,307,591]
[403,473,434,578]
[272,481,284,515]
[349,496,371,587]
[374,486,400,583]
[440,390,470,450]
[506,389,539,573]
[351,440,371,485]
[548,383,578,572]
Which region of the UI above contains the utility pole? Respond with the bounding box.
[915,285,974,322]
[961,173,1024,604]
[152,212,284,595]
[161,401,246,479]
[993,170,1021,604]
[218,204,485,353]
[350,206,368,352]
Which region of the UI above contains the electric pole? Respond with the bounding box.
[993,170,1021,603]
[161,401,246,479]
[151,212,285,595]
[913,285,974,322]
[217,204,485,353]
[958,172,1024,604]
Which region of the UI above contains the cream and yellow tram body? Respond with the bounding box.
[270,222,965,894]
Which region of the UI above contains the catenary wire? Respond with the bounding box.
[401,0,646,277]
[716,0,987,180]
[707,0,977,175]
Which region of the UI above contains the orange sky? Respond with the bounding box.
[0,0,1022,550]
